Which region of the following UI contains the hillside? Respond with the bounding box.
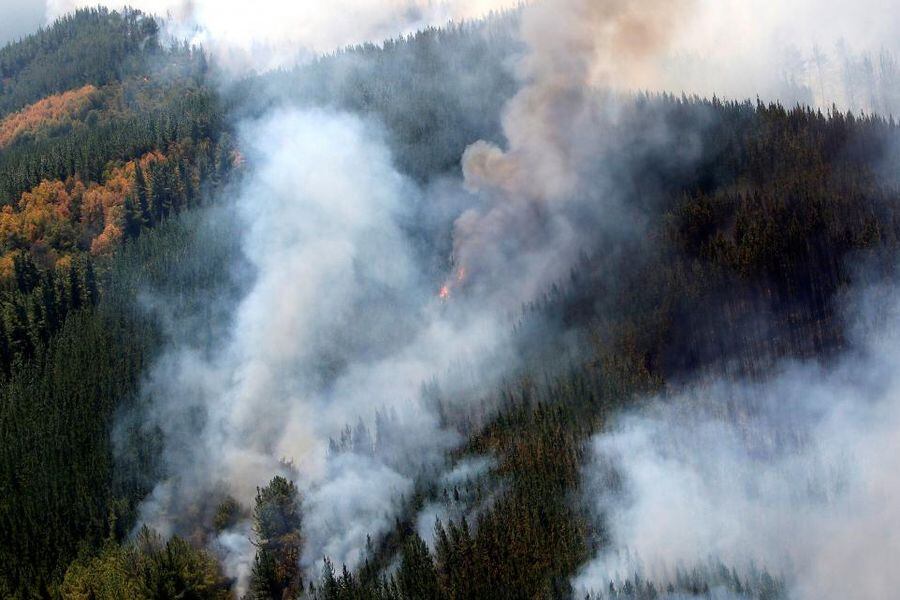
[2,5,900,600]
[0,9,233,596]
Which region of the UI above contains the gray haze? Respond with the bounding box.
[46,0,519,70]
[574,279,900,599]
[0,0,45,46]
[41,0,900,107]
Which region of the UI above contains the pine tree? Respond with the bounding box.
[247,476,304,600]
[134,164,153,227]
[397,534,442,600]
[123,193,143,239]
[247,550,281,600]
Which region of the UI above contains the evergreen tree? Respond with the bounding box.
[247,476,304,600]
[397,534,442,600]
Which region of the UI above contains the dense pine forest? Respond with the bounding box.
[2,5,900,600]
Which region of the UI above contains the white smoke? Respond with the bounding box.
[304,453,413,570]
[132,107,519,590]
[574,281,900,599]
[663,0,900,112]
[41,0,900,111]
[212,521,256,590]
[45,0,520,70]
[415,456,497,551]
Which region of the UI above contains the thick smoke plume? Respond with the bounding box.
[132,108,517,590]
[573,280,900,599]
[453,0,689,305]
[463,0,688,196]
[454,0,900,304]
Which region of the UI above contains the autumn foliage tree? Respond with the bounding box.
[0,84,98,148]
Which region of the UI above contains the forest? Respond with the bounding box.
[1,4,899,600]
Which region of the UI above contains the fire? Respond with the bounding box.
[438,266,467,301]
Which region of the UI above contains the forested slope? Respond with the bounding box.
[292,98,900,600]
[0,9,235,597]
[2,7,900,600]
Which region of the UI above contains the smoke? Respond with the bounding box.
[415,456,498,551]
[45,0,520,70]
[39,0,900,108]
[573,280,900,599]
[662,0,900,112]
[129,107,521,590]
[452,0,900,307]
[82,0,900,593]
[451,0,691,306]
[212,521,255,589]
[435,2,900,598]
[463,0,689,198]
[0,1,46,47]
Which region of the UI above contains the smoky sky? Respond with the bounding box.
[45,0,520,70]
[0,0,45,47]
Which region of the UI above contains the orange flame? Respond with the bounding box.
[438,266,467,302]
